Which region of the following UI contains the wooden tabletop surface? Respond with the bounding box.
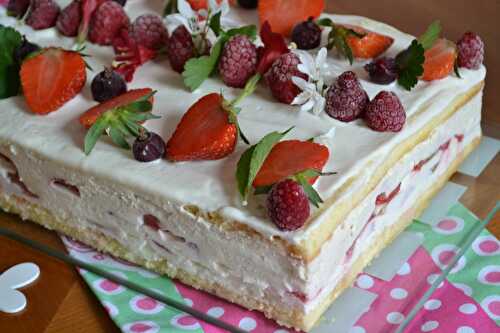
[1,1,499,332]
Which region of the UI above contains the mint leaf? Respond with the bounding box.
[236,127,293,201]
[222,25,257,42]
[182,39,223,91]
[418,20,441,50]
[396,40,425,90]
[209,12,222,36]
[0,26,23,99]
[295,173,323,208]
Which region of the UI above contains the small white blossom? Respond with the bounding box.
[291,48,329,115]
[291,77,326,115]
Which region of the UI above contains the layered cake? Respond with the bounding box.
[0,0,486,330]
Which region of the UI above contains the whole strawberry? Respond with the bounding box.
[325,71,369,122]
[56,1,82,37]
[89,1,129,45]
[364,91,406,132]
[456,32,484,70]
[267,179,310,231]
[219,35,258,88]
[166,25,195,73]
[26,0,60,30]
[7,0,31,18]
[129,14,168,50]
[265,52,307,104]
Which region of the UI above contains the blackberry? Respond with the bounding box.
[238,0,258,9]
[291,17,321,50]
[13,36,40,65]
[364,57,398,84]
[133,131,165,162]
[91,69,127,103]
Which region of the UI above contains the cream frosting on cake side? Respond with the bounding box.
[0,4,486,250]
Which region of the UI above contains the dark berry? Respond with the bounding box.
[26,0,60,30]
[267,179,310,231]
[364,57,398,84]
[7,0,30,18]
[56,1,82,37]
[91,69,127,103]
[13,36,40,65]
[219,35,257,88]
[133,131,165,162]
[265,52,307,104]
[325,71,369,122]
[112,0,127,5]
[364,91,406,132]
[291,17,321,50]
[129,14,168,50]
[89,1,129,45]
[238,0,258,9]
[166,25,195,73]
[456,31,484,70]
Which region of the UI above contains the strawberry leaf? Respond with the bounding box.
[317,19,361,65]
[108,126,130,149]
[0,26,23,99]
[182,39,223,91]
[396,40,425,90]
[209,12,222,36]
[84,117,109,155]
[417,20,441,50]
[236,127,293,201]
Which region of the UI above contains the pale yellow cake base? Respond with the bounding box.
[0,136,480,331]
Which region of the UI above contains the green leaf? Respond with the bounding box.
[316,18,334,27]
[0,26,23,99]
[84,117,109,155]
[163,0,177,16]
[235,127,293,201]
[108,127,130,150]
[209,12,222,36]
[454,60,462,78]
[222,25,257,42]
[396,40,425,90]
[182,39,223,91]
[295,174,323,208]
[418,20,441,50]
[325,25,357,65]
[254,185,272,195]
[125,100,152,113]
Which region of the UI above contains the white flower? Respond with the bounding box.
[164,0,229,35]
[208,0,230,16]
[291,48,329,115]
[291,76,326,115]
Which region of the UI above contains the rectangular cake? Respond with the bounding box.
[0,1,486,331]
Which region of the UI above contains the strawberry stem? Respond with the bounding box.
[230,73,261,107]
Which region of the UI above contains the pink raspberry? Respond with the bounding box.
[218,35,258,88]
[267,179,310,231]
[457,31,484,70]
[89,1,129,45]
[166,25,195,73]
[129,14,168,50]
[265,52,307,104]
[364,91,406,132]
[325,71,369,122]
[56,1,82,37]
[25,0,60,30]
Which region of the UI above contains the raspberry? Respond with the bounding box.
[7,0,30,18]
[265,52,307,104]
[364,91,406,132]
[91,68,127,102]
[267,179,310,231]
[129,14,168,50]
[56,1,82,37]
[456,31,484,70]
[25,0,60,30]
[325,71,369,122]
[291,17,321,50]
[218,35,258,88]
[166,25,195,73]
[89,1,129,45]
[364,57,398,85]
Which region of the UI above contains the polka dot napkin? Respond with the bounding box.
[62,202,500,333]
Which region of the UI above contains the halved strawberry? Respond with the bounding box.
[258,0,324,36]
[253,140,329,187]
[166,93,238,161]
[422,38,456,81]
[186,0,235,10]
[345,26,394,59]
[20,48,86,115]
[79,88,153,128]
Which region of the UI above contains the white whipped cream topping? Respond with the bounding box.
[0,3,486,245]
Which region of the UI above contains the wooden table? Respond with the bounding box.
[1,1,499,332]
